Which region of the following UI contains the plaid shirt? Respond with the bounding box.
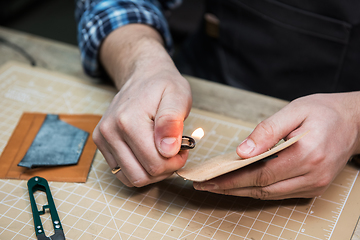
[75,0,182,77]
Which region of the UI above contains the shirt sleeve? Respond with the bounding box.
[75,0,181,77]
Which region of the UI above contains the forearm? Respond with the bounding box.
[76,0,175,77]
[99,24,173,89]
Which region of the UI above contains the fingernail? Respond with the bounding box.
[160,137,177,155]
[238,138,255,154]
[194,183,218,191]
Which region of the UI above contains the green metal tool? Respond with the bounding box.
[27,176,65,240]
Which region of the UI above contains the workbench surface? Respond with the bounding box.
[0,26,359,240]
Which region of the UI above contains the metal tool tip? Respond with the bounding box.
[181,136,196,150]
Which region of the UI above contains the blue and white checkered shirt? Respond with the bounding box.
[75,0,182,77]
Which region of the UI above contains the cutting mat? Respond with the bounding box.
[1,62,360,240]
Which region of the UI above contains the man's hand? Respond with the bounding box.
[194,92,360,199]
[93,25,192,187]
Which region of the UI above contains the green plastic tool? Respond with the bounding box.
[27,176,65,240]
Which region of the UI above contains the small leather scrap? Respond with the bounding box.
[176,131,309,182]
[18,114,89,168]
[0,112,102,182]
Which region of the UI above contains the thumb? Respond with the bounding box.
[154,90,192,158]
[237,104,305,158]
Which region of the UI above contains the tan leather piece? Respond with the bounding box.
[176,131,309,182]
[0,112,101,182]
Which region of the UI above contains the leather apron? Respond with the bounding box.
[174,0,360,100]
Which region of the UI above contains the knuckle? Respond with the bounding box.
[304,152,327,173]
[255,168,276,187]
[92,127,102,145]
[313,175,332,189]
[256,120,276,140]
[157,113,183,128]
[97,120,110,137]
[147,163,166,177]
[226,177,241,189]
[116,113,132,134]
[251,188,270,200]
[310,152,327,166]
[132,178,148,188]
[96,120,113,142]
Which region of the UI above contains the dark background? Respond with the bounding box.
[0,0,204,47]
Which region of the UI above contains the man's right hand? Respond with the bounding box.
[93,24,193,187]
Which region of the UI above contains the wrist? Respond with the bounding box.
[342,91,360,155]
[314,92,360,155]
[128,36,177,83]
[349,92,360,155]
[99,24,167,87]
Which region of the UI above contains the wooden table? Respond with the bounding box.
[0,26,359,239]
[0,27,287,124]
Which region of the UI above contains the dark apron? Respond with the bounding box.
[174,0,360,100]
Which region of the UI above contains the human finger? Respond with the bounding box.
[237,99,306,159]
[154,81,192,158]
[93,124,135,187]
[104,123,188,187]
[204,174,326,200]
[194,133,310,190]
